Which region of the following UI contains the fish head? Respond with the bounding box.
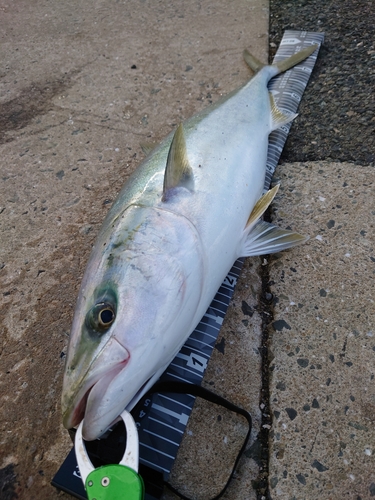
[62,205,204,440]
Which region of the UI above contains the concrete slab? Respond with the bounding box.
[0,1,268,498]
[268,161,375,499]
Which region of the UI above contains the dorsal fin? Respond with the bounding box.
[162,124,194,201]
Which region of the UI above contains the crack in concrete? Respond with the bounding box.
[254,209,276,500]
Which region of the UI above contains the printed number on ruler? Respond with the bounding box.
[223,275,237,288]
[73,465,81,479]
[178,352,207,372]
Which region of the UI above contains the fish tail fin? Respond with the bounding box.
[243,44,319,76]
[274,44,319,74]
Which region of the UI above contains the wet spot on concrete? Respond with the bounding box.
[0,70,79,144]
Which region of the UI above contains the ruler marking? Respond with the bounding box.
[199,319,220,331]
[151,403,190,425]
[164,371,197,386]
[192,327,218,341]
[169,360,207,377]
[139,457,170,474]
[140,442,175,460]
[147,416,185,434]
[157,393,195,409]
[181,344,211,357]
[143,429,180,447]
[185,338,214,350]
[210,297,232,308]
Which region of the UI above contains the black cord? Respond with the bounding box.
[148,381,252,500]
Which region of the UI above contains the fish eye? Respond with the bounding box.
[87,302,116,333]
[98,307,115,327]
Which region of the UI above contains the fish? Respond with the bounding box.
[61,44,317,440]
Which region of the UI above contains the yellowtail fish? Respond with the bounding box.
[62,44,317,440]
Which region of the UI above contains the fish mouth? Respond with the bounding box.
[62,337,131,432]
[81,369,161,441]
[65,361,128,430]
[63,342,169,440]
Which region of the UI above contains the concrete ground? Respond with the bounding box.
[268,162,375,499]
[1,1,374,500]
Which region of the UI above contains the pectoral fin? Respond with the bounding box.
[162,124,194,201]
[239,220,308,257]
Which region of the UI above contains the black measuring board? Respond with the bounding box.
[265,30,325,190]
[52,31,324,499]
